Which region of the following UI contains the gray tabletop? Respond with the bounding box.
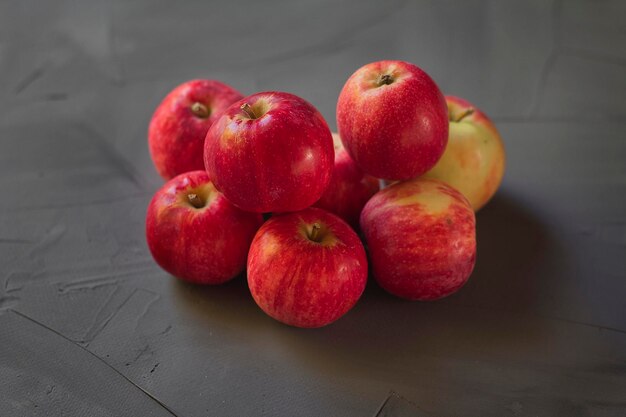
[1,1,625,416]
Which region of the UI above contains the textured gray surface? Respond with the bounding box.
[1,1,625,416]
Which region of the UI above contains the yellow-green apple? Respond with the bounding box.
[204,92,334,213]
[422,96,506,210]
[146,171,263,284]
[360,178,476,300]
[148,79,243,180]
[313,133,379,229]
[247,207,367,328]
[337,60,448,180]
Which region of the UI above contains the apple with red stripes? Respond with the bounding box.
[204,92,334,213]
[247,207,368,328]
[146,171,263,284]
[149,79,243,180]
[337,60,448,181]
[313,133,379,229]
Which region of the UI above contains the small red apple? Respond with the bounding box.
[313,133,380,229]
[247,207,368,328]
[337,60,448,180]
[148,79,243,180]
[146,171,263,284]
[204,92,334,213]
[422,96,506,211]
[360,178,476,300]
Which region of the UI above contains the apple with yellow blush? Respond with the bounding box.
[422,96,506,211]
[360,178,476,300]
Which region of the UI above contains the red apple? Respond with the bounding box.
[146,170,263,284]
[148,79,243,180]
[360,178,476,300]
[313,133,380,229]
[422,96,506,211]
[247,207,368,328]
[204,92,334,213]
[337,60,448,180]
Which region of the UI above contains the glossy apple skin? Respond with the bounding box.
[204,92,334,213]
[247,207,368,328]
[148,80,243,180]
[146,171,263,284]
[313,133,380,229]
[337,60,448,180]
[360,178,476,300]
[423,96,506,211]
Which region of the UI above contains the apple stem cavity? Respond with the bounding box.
[453,108,475,122]
[240,103,259,119]
[377,74,394,86]
[309,223,322,242]
[191,102,210,119]
[187,193,204,209]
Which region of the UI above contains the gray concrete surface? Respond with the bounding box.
[1,1,625,416]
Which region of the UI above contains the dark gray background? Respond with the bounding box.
[1,1,625,416]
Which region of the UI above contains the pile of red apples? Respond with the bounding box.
[146,60,505,328]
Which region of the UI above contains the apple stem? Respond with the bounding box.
[309,223,322,242]
[187,193,204,209]
[377,74,394,86]
[191,102,210,118]
[240,103,258,119]
[454,108,475,122]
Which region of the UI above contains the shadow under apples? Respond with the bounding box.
[171,192,567,393]
[454,190,562,314]
[171,273,262,326]
[276,191,568,382]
